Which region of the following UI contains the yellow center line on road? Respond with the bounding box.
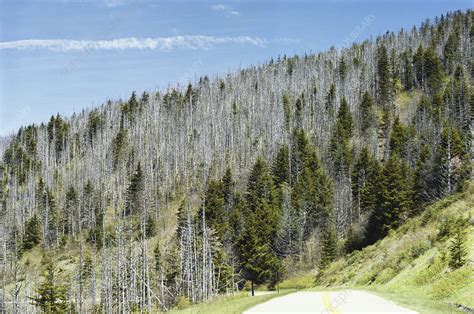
[322,291,341,314]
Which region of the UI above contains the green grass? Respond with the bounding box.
[302,285,464,313]
[168,290,296,314]
[365,288,464,314]
[279,272,316,289]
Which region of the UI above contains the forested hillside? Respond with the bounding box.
[1,10,472,313]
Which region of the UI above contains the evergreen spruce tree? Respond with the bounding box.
[222,166,234,213]
[83,180,95,229]
[423,47,444,95]
[352,147,380,223]
[443,27,460,74]
[295,94,304,129]
[87,109,104,144]
[305,150,333,232]
[125,162,144,215]
[413,45,424,88]
[238,157,280,295]
[330,98,353,174]
[401,50,414,90]
[448,225,467,269]
[237,219,280,295]
[275,183,299,257]
[228,193,245,245]
[336,97,353,139]
[203,179,227,239]
[112,128,128,170]
[325,84,336,118]
[23,214,41,251]
[272,145,290,187]
[64,186,77,235]
[290,129,310,185]
[44,188,58,248]
[366,154,413,244]
[389,116,409,158]
[320,219,337,270]
[30,255,69,313]
[360,91,375,135]
[283,93,292,132]
[377,44,392,106]
[245,157,279,238]
[176,200,187,240]
[339,56,347,82]
[413,143,433,206]
[145,216,156,238]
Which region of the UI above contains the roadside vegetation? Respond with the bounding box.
[276,183,474,313]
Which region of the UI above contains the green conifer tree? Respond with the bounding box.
[203,179,227,239]
[272,145,290,187]
[30,255,69,313]
[145,216,156,238]
[238,157,281,295]
[366,154,413,244]
[330,98,353,174]
[125,162,144,215]
[23,214,41,251]
[64,186,77,235]
[290,129,310,185]
[413,45,424,88]
[413,143,433,206]
[360,91,375,135]
[401,50,414,90]
[325,84,336,118]
[320,218,337,269]
[336,97,353,139]
[352,147,380,223]
[377,44,392,106]
[423,47,444,95]
[389,116,409,158]
[448,225,467,269]
[443,27,460,74]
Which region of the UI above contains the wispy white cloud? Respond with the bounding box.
[0,35,266,52]
[211,4,240,16]
[274,37,301,44]
[29,0,144,7]
[211,4,227,11]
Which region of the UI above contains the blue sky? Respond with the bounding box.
[0,0,471,135]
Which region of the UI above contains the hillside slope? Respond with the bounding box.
[314,182,474,312]
[1,9,472,313]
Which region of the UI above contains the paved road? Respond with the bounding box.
[244,290,417,313]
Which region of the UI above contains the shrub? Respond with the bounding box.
[175,296,191,310]
[408,239,431,259]
[375,267,397,284]
[412,252,448,286]
[430,266,473,300]
[279,273,315,289]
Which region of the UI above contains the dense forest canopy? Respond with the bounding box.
[0,9,472,313]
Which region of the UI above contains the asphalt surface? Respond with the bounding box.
[244,290,417,313]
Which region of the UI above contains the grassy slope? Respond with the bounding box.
[278,183,474,313]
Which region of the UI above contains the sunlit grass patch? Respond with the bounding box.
[169,290,296,314]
